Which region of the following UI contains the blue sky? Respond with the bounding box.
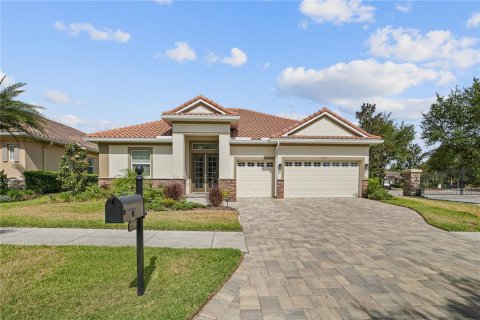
[2,0,479,147]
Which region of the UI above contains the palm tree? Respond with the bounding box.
[0,76,45,135]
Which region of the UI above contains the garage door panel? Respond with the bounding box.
[236,161,273,197]
[284,161,359,198]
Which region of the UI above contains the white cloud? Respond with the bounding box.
[162,42,197,62]
[152,0,172,4]
[300,0,375,25]
[467,12,480,28]
[0,70,15,87]
[205,51,219,64]
[221,48,248,67]
[258,62,271,71]
[51,114,118,133]
[368,26,480,69]
[43,89,82,105]
[395,2,412,13]
[277,59,447,102]
[54,21,131,43]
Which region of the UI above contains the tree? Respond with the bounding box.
[0,77,45,135]
[421,79,480,173]
[58,143,89,194]
[356,103,420,180]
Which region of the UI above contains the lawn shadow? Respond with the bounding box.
[129,256,157,291]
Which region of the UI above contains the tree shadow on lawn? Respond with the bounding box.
[129,256,157,291]
[364,272,480,319]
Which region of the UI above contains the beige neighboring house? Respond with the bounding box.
[0,118,99,182]
[86,95,383,200]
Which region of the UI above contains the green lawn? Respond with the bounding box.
[382,197,480,232]
[0,196,242,231]
[0,245,242,320]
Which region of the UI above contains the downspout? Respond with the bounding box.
[274,142,280,197]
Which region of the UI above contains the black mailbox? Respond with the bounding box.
[105,194,145,223]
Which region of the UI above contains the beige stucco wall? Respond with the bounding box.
[1,136,99,178]
[292,117,355,137]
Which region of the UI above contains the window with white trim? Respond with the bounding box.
[322,162,331,167]
[257,162,265,167]
[350,162,358,167]
[285,161,293,167]
[294,162,302,167]
[341,162,349,167]
[304,162,312,167]
[333,162,340,167]
[313,162,321,167]
[266,162,273,167]
[247,162,255,167]
[238,162,245,167]
[87,157,94,174]
[131,150,151,177]
[192,143,218,150]
[8,145,15,161]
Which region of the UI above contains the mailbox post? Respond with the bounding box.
[104,165,147,296]
[135,166,145,296]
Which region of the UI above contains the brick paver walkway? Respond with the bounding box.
[195,198,480,320]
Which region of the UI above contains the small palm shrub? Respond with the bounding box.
[112,169,136,196]
[164,182,183,200]
[208,184,223,207]
[366,178,393,200]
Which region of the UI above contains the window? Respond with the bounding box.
[131,150,151,176]
[285,161,293,167]
[341,162,349,167]
[322,162,331,167]
[266,162,273,167]
[350,162,358,167]
[192,143,218,150]
[87,157,94,174]
[294,162,302,167]
[313,162,321,167]
[247,162,255,167]
[8,145,15,161]
[238,162,245,167]
[257,162,265,167]
[333,162,340,167]
[304,162,312,167]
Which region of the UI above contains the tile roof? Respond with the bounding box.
[87,120,171,138]
[274,107,381,139]
[272,135,382,140]
[162,95,238,116]
[3,118,98,151]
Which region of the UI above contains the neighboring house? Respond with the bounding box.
[384,171,403,185]
[86,96,383,200]
[0,118,99,181]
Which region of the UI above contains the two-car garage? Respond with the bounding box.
[235,159,361,198]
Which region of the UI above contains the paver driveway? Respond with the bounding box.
[196,198,480,320]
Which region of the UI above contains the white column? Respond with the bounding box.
[218,133,230,179]
[172,133,185,178]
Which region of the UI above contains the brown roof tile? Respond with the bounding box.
[3,118,99,151]
[87,120,171,138]
[163,95,238,115]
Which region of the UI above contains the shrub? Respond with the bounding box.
[144,185,164,203]
[172,200,206,210]
[162,198,176,208]
[221,189,230,201]
[112,169,136,196]
[0,195,12,203]
[24,171,62,193]
[147,198,166,211]
[86,174,98,186]
[0,170,8,195]
[72,184,111,202]
[208,184,223,207]
[6,189,37,201]
[58,143,89,194]
[163,182,183,201]
[366,178,393,200]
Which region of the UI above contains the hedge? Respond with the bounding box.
[24,171,62,194]
[24,171,99,194]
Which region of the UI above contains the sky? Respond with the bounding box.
[1,0,479,148]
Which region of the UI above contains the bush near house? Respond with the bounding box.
[163,182,183,200]
[366,178,393,200]
[209,184,223,207]
[0,170,8,195]
[24,171,62,194]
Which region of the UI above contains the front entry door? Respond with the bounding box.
[192,154,218,192]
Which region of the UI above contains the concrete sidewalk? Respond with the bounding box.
[0,227,247,252]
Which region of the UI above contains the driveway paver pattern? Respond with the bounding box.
[195,198,480,320]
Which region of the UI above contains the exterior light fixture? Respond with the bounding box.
[278,163,282,171]
[364,163,369,171]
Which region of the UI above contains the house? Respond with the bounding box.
[384,171,403,185]
[86,96,383,200]
[1,118,99,183]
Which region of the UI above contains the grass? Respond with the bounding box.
[382,196,480,232]
[0,245,242,320]
[0,196,242,231]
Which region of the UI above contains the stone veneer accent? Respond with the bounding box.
[98,178,186,196]
[218,179,236,201]
[361,179,368,198]
[276,179,284,199]
[402,169,422,196]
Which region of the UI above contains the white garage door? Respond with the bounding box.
[236,161,274,197]
[284,161,359,198]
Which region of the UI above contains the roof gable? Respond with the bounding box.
[163,95,237,115]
